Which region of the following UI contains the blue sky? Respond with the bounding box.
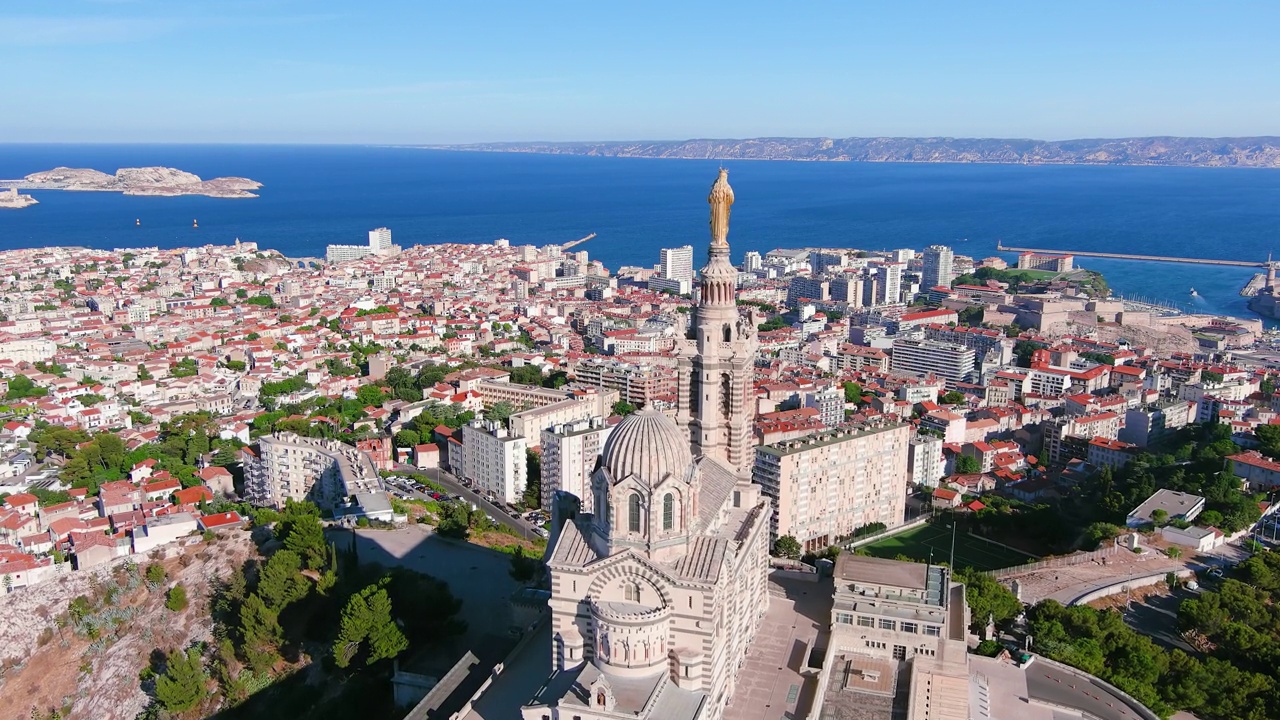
[4,1,1279,143]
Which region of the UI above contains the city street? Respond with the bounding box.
[393,464,541,541]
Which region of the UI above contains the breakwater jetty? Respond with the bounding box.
[996,242,1263,268]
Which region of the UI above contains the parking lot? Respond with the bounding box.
[385,466,548,539]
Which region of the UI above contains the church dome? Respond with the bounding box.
[601,410,692,484]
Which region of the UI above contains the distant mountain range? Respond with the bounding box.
[424,136,1280,168]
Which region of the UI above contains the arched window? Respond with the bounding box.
[628,493,641,532]
[624,581,640,602]
[663,493,674,530]
[722,324,731,342]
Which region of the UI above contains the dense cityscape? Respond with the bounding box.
[0,166,1278,720]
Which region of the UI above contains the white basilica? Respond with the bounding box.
[522,170,770,720]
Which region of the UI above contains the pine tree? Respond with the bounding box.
[155,648,209,713]
[256,550,308,610]
[332,581,408,667]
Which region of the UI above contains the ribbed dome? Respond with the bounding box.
[601,410,692,484]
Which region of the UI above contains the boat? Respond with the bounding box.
[192,218,198,229]
[1190,288,1199,297]
[135,218,140,226]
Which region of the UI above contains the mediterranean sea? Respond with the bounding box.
[2,144,1279,321]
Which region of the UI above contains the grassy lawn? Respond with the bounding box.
[860,522,1035,571]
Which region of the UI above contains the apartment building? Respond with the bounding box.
[890,337,976,388]
[753,423,910,551]
[461,420,528,505]
[539,417,612,509]
[570,357,677,406]
[244,432,382,509]
[907,435,945,488]
[1042,411,1122,464]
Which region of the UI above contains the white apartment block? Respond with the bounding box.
[907,435,945,488]
[921,245,954,290]
[461,420,528,505]
[244,432,383,509]
[540,417,612,509]
[753,423,910,551]
[659,245,694,282]
[890,337,976,388]
[804,386,845,428]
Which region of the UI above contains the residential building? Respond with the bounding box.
[1042,412,1121,464]
[1227,450,1280,491]
[890,337,976,388]
[753,423,910,551]
[461,419,528,505]
[243,432,382,510]
[907,435,945,488]
[540,417,613,509]
[921,245,954,290]
[804,386,844,428]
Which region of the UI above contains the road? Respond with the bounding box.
[392,464,541,541]
[1027,660,1157,720]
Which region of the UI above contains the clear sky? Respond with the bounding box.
[4,0,1279,144]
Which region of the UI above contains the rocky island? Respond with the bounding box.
[0,166,262,206]
[427,135,1280,168]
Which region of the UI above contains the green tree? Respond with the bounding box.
[773,535,802,559]
[612,400,636,417]
[955,455,982,474]
[955,568,1022,635]
[154,647,208,714]
[940,391,966,405]
[842,382,863,404]
[256,550,309,610]
[509,546,541,584]
[332,581,408,668]
[393,429,420,450]
[486,401,516,425]
[5,375,47,400]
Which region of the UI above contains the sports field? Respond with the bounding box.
[860,523,1035,571]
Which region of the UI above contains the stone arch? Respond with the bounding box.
[586,560,676,610]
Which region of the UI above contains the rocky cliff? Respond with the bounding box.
[12,166,262,198]
[430,136,1280,168]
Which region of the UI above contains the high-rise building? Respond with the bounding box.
[326,226,400,263]
[540,417,612,509]
[890,337,976,388]
[921,245,955,290]
[530,170,770,720]
[743,250,763,272]
[875,261,905,305]
[368,227,392,252]
[651,245,696,294]
[460,419,528,504]
[659,245,694,282]
[753,423,910,551]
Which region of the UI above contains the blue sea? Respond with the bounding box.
[2,144,1280,320]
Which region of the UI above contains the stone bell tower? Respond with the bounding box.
[676,169,758,476]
